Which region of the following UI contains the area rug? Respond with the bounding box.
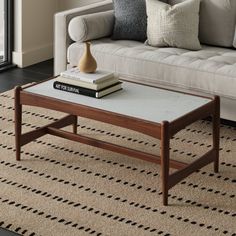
[0,88,235,236]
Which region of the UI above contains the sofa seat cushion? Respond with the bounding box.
[67,38,236,99]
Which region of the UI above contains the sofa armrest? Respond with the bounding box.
[54,0,113,76]
[68,10,114,43]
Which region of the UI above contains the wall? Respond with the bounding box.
[58,0,103,11]
[0,0,4,55]
[13,0,59,67]
[13,0,104,68]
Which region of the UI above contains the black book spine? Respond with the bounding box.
[53,81,96,97]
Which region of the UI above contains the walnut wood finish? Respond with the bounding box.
[168,149,216,189]
[73,116,78,134]
[46,126,187,169]
[14,82,220,206]
[14,86,22,161]
[20,91,162,139]
[213,96,220,173]
[161,121,170,206]
[170,101,214,136]
[20,115,76,147]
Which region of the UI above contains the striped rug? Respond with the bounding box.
[0,89,235,236]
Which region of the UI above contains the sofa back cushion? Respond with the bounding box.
[112,0,167,42]
[169,0,236,47]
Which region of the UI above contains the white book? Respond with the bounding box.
[96,82,122,98]
[60,68,114,84]
[55,76,119,90]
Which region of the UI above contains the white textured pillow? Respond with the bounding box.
[68,11,114,42]
[146,0,201,50]
[169,0,236,48]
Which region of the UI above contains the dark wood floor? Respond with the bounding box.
[0,59,53,236]
[0,59,53,93]
[0,229,18,236]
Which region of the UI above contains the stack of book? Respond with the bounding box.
[53,68,122,98]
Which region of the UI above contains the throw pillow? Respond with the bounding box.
[112,0,168,42]
[112,0,147,42]
[146,0,201,50]
[169,0,236,48]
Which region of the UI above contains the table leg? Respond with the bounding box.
[73,115,78,134]
[14,86,22,161]
[161,121,170,206]
[213,96,220,173]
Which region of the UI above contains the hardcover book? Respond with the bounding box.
[55,76,119,91]
[60,68,114,84]
[53,81,122,98]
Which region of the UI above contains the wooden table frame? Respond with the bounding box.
[14,82,220,206]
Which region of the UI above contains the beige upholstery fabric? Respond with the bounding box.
[146,0,201,50]
[68,11,114,42]
[169,0,236,47]
[68,38,236,100]
[54,0,113,76]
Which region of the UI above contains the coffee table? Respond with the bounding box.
[14,78,220,206]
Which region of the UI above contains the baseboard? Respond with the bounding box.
[13,44,53,68]
[0,63,17,72]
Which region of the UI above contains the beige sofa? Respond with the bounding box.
[54,0,236,121]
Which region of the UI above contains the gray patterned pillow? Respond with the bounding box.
[112,0,147,42]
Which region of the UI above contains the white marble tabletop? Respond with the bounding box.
[25,79,211,123]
